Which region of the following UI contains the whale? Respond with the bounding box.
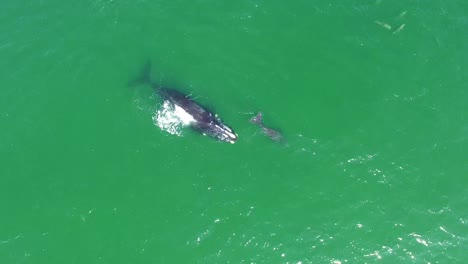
[250,112,283,141]
[157,88,237,143]
[132,63,238,144]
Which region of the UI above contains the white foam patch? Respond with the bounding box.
[152,101,196,136]
[173,104,196,125]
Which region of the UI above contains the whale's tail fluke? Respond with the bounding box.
[128,60,152,87]
[250,112,263,125]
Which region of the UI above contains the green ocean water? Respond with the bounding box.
[1,0,467,263]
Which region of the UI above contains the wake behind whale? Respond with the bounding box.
[133,62,238,144]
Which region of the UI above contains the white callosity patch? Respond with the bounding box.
[214,123,237,143]
[152,100,196,136]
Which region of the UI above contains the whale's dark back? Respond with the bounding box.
[158,88,213,124]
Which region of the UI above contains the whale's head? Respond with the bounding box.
[194,120,238,144]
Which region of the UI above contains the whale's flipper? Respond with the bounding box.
[128,61,152,87]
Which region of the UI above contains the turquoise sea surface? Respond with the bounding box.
[1,0,467,263]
